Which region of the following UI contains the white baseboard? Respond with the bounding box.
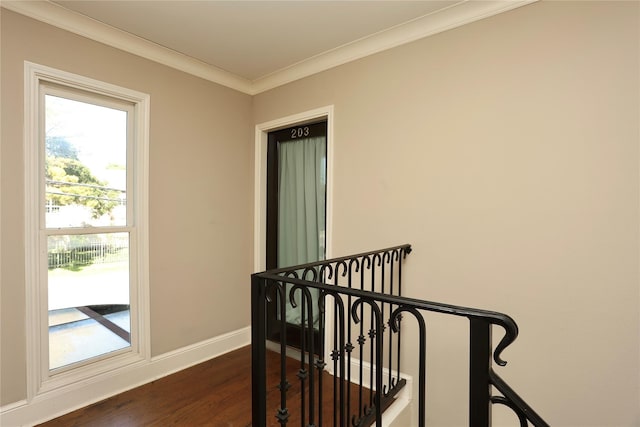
[381,374,413,427]
[339,358,414,426]
[0,326,251,427]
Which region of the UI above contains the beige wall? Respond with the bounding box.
[2,1,639,425]
[253,1,639,426]
[1,10,253,405]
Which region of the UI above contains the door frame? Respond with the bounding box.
[253,106,335,366]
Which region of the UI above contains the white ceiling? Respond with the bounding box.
[53,1,458,81]
[4,0,535,94]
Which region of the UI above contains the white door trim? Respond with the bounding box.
[253,106,335,367]
[253,106,334,272]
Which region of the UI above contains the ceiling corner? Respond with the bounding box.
[250,0,538,94]
[1,0,255,94]
[3,0,537,96]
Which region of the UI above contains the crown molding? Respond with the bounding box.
[2,0,536,96]
[251,0,537,94]
[1,0,254,94]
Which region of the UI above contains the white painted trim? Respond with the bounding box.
[0,327,251,427]
[253,105,335,273]
[24,61,42,403]
[381,380,413,427]
[251,0,536,93]
[253,125,269,273]
[254,106,335,365]
[347,358,407,393]
[3,0,536,95]
[2,0,252,94]
[23,62,151,398]
[349,360,414,427]
[0,6,3,416]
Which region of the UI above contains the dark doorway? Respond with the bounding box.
[265,120,327,353]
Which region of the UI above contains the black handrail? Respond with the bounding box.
[252,245,550,427]
[262,244,412,276]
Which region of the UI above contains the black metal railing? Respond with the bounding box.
[251,244,550,427]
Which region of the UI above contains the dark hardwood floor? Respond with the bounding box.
[39,346,256,427]
[37,345,376,427]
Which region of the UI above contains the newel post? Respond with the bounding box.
[251,274,267,427]
[469,318,492,427]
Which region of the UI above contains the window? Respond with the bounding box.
[25,63,149,395]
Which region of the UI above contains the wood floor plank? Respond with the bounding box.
[37,345,388,427]
[38,346,254,427]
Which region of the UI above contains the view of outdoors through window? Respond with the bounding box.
[45,94,131,370]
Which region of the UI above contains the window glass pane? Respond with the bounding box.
[48,233,130,370]
[45,95,127,228]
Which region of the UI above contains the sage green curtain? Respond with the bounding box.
[278,135,326,327]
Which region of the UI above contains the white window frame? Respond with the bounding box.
[24,62,150,397]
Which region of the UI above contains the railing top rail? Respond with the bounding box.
[252,244,550,427]
[253,272,518,366]
[259,243,412,276]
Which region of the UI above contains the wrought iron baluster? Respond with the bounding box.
[274,281,290,426]
[327,290,346,427]
[305,287,316,427]
[352,298,383,427]
[335,261,348,427]
[316,293,325,427]
[289,285,307,427]
[385,251,402,388]
[395,249,406,390]
[252,244,548,427]
[391,306,426,427]
[301,270,320,427]
[369,254,381,409]
[380,252,393,391]
[357,256,370,420]
[345,258,359,424]
[251,275,267,426]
